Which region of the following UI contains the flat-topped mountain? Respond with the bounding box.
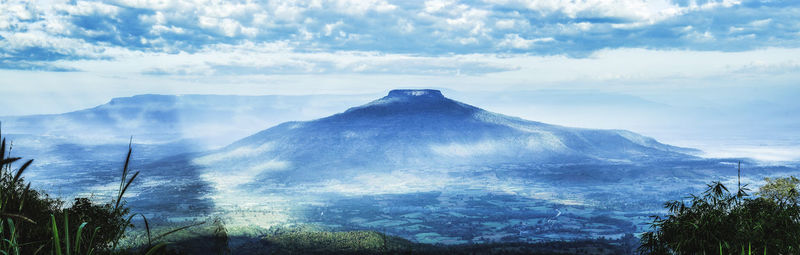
[196,89,696,183]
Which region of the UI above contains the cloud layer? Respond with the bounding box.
[1,0,798,72]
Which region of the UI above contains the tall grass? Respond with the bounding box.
[0,126,199,254]
[0,125,38,254]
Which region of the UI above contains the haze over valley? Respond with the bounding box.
[2,0,799,253]
[1,89,797,247]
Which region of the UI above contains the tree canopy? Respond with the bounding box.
[640,173,800,254]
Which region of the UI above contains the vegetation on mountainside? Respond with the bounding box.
[7,122,800,254]
[640,163,800,254]
[216,226,629,255]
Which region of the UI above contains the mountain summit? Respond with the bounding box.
[195,89,695,183]
[387,89,444,98]
[342,89,476,117]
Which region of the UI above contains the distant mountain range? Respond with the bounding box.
[0,94,374,147]
[194,89,698,184]
[3,89,793,244]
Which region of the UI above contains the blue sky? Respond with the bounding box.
[1,0,798,109]
[0,0,799,152]
[1,0,798,94]
[0,0,799,160]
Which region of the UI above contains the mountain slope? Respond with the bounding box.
[195,89,695,183]
[0,94,374,146]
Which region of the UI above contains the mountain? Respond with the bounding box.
[5,89,787,244]
[195,89,697,184]
[0,94,374,147]
[0,93,372,208]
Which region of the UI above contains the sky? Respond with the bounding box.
[1,0,799,159]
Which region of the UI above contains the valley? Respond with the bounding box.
[1,90,798,252]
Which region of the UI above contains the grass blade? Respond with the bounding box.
[111,213,139,251]
[153,221,205,242]
[114,171,139,210]
[1,138,7,162]
[144,242,169,255]
[141,214,152,247]
[74,222,87,255]
[86,227,100,255]
[18,182,30,212]
[33,244,44,255]
[119,141,132,198]
[12,159,32,184]
[50,214,62,255]
[0,157,20,166]
[63,213,70,255]
[0,213,35,224]
[6,218,17,255]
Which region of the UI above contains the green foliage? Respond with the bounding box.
[0,128,200,254]
[0,128,62,254]
[243,226,626,255]
[757,176,800,205]
[263,229,395,254]
[640,169,800,254]
[63,198,130,252]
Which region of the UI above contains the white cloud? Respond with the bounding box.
[424,0,455,13]
[323,20,343,36]
[748,18,771,27]
[484,0,683,22]
[498,34,554,49]
[431,140,503,157]
[61,1,120,16]
[6,3,35,21]
[313,170,450,195]
[194,142,276,165]
[494,19,517,30]
[150,24,186,35]
[0,0,798,107]
[248,159,291,172]
[332,0,396,15]
[396,18,414,33]
[199,16,250,37]
[270,1,305,21]
[1,0,796,69]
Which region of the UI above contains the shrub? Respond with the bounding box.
[64,197,131,252]
[0,129,147,254]
[640,163,800,254]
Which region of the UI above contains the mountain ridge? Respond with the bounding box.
[199,89,697,185]
[0,93,376,146]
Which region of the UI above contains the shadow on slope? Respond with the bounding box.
[128,153,215,216]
